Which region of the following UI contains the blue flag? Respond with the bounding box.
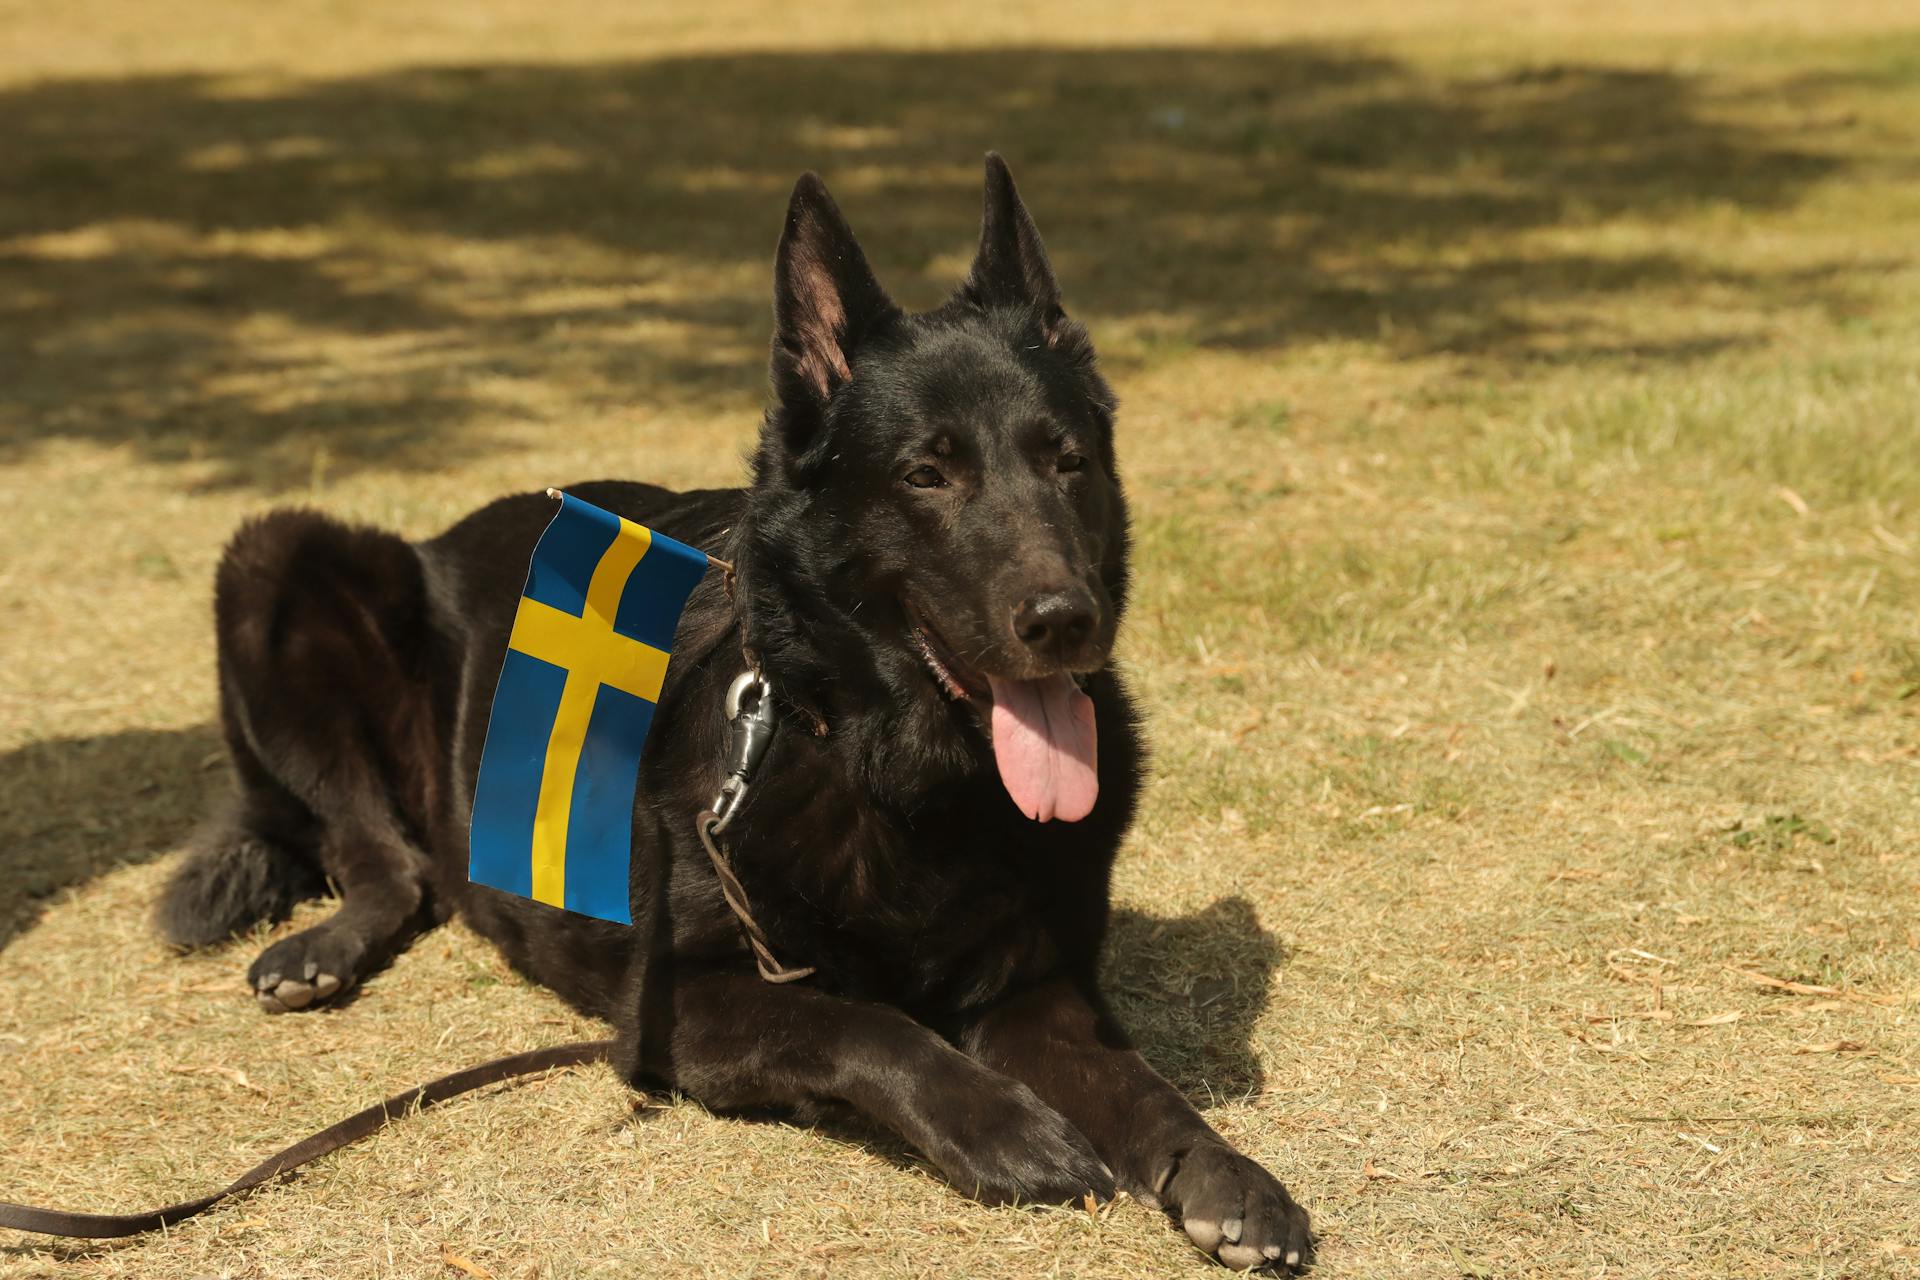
[468,491,709,923]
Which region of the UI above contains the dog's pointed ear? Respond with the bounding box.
[962,152,1064,335]
[771,172,895,410]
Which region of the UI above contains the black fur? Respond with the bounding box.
[156,817,327,947]
[159,155,1311,1269]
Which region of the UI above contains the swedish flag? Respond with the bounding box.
[468,491,709,924]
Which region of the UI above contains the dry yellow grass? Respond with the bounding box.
[3,2,1918,1277]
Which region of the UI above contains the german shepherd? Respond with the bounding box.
[157,155,1311,1270]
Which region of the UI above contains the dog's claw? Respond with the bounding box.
[313,973,342,999]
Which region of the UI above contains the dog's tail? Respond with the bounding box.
[156,814,328,948]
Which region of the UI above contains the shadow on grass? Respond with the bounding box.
[0,726,217,958]
[1105,897,1286,1102]
[0,47,1850,486]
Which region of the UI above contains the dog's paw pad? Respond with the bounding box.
[248,924,363,1015]
[1217,1242,1266,1271]
[1160,1142,1312,1272]
[254,971,349,1013]
[1184,1217,1224,1253]
[270,978,317,1009]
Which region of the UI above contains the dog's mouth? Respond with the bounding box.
[904,604,1099,824]
[907,615,988,702]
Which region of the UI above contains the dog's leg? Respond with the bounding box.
[204,509,442,1013]
[960,978,1311,1271]
[637,968,1116,1207]
[246,819,430,1012]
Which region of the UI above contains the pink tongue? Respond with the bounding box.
[987,674,1099,822]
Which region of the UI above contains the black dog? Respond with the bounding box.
[157,155,1311,1270]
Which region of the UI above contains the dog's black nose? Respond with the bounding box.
[1013,589,1097,663]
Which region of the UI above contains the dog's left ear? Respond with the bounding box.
[962,152,1065,340]
[771,172,896,412]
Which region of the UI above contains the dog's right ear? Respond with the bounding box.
[770,173,895,422]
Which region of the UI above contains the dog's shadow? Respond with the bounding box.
[1102,896,1285,1103]
[0,725,217,959]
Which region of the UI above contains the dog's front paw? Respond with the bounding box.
[247,923,362,1013]
[930,1083,1117,1208]
[1152,1142,1311,1271]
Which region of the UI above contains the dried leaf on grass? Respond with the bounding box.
[1362,1157,1410,1183]
[1793,1040,1866,1055]
[136,979,240,997]
[1361,1158,1441,1185]
[1445,1241,1497,1279]
[1586,1010,1674,1023]
[1585,1009,1742,1026]
[170,1064,265,1094]
[1726,966,1896,1005]
[441,1246,495,1279]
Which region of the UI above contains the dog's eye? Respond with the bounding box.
[1057,452,1086,474]
[904,466,947,489]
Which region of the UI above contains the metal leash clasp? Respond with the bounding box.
[696,668,814,983]
[708,670,775,836]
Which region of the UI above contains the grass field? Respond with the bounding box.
[3,2,1919,1276]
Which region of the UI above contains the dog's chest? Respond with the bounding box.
[737,779,1086,1010]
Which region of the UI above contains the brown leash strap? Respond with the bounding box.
[697,811,816,984]
[0,1039,612,1239]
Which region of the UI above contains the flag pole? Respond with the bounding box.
[545,488,733,575]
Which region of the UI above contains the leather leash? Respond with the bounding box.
[0,1039,612,1239]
